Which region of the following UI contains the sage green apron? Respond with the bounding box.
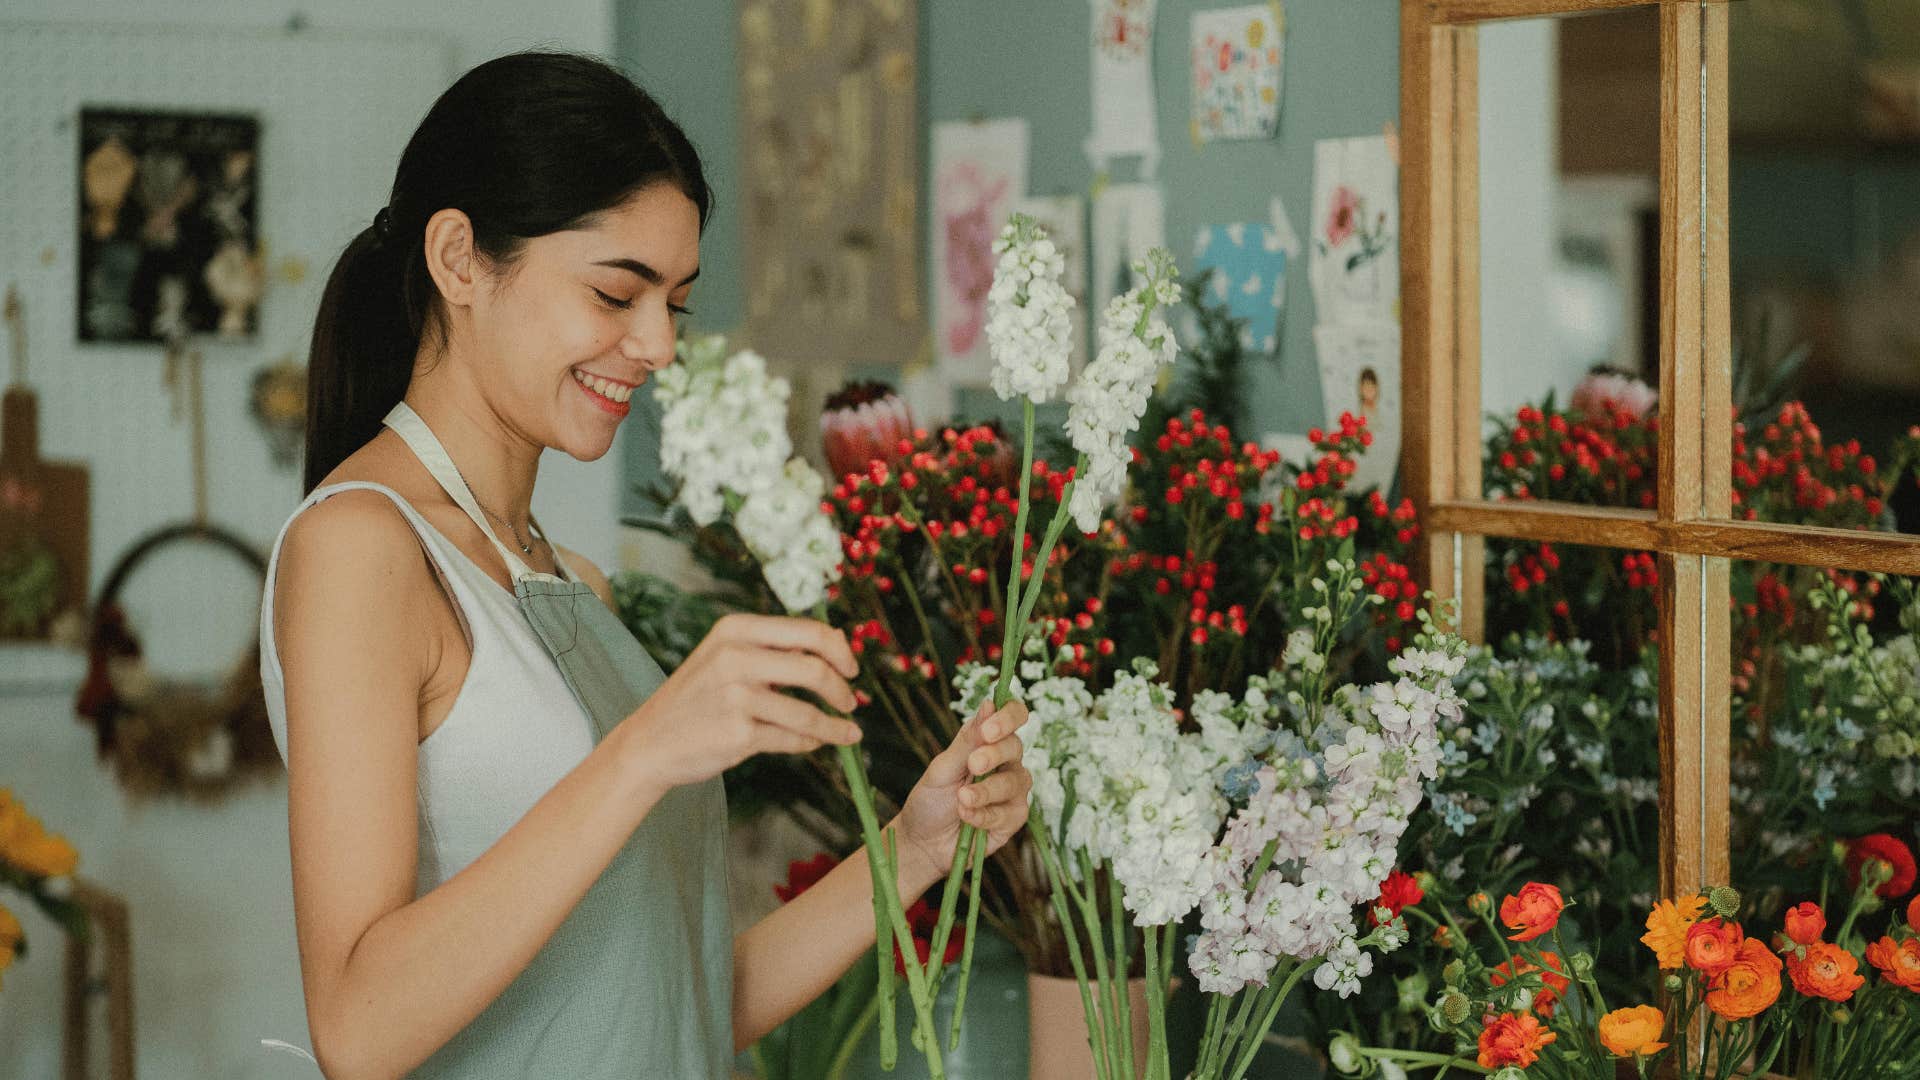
[384,400,733,1078]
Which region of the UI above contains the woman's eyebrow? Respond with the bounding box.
[592,258,700,287]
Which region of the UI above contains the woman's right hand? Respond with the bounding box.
[620,613,863,791]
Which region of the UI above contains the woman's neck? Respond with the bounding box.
[400,372,542,527]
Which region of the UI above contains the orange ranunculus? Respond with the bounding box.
[1490,952,1571,1018]
[1788,941,1865,1002]
[1705,938,1783,1020]
[1867,936,1920,992]
[1686,917,1746,977]
[1477,1012,1557,1068]
[1499,882,1564,943]
[1597,1005,1668,1057]
[1783,901,1825,946]
[0,901,19,990]
[1642,894,1708,969]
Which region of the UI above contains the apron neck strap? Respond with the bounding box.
[382,400,540,583]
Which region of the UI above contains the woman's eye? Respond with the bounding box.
[669,304,694,317]
[591,288,633,310]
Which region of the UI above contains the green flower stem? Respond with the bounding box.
[865,828,898,1069]
[1224,959,1315,1080]
[946,826,987,1049]
[1142,920,1170,1080]
[1031,819,1116,1080]
[1074,851,1130,1080]
[1356,1047,1493,1074]
[824,992,882,1080]
[834,742,945,1079]
[1108,872,1138,1079]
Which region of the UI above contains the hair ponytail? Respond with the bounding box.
[301,50,711,494]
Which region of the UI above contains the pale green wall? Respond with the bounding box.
[615,0,1404,517]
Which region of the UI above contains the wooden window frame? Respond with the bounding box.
[1399,0,1920,901]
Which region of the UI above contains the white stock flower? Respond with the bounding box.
[1064,249,1181,533]
[986,215,1077,404]
[655,336,793,526]
[734,458,842,613]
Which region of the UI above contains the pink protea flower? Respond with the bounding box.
[821,380,915,482]
[1570,369,1657,425]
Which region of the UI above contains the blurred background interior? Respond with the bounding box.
[2,1,1918,1077]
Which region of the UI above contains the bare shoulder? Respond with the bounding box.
[554,544,617,613]
[275,489,438,679]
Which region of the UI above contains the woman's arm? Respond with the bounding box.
[278,494,676,1080]
[731,701,1031,1049]
[279,500,862,1080]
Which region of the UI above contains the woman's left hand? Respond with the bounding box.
[892,698,1031,895]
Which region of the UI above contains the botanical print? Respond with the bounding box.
[1314,319,1401,492]
[1308,134,1399,327]
[932,119,1030,386]
[1190,4,1284,143]
[1085,0,1162,177]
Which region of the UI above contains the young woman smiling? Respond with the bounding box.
[259,51,1031,1080]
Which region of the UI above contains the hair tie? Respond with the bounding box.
[373,206,393,242]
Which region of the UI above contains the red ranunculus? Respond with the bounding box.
[1685,918,1745,977]
[1500,882,1565,942]
[1846,834,1918,898]
[1368,869,1423,927]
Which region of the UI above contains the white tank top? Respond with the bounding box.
[257,480,598,894]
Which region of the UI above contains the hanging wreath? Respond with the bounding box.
[73,522,280,802]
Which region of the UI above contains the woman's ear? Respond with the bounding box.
[422,207,478,309]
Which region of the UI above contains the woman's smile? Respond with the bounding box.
[571,367,637,417]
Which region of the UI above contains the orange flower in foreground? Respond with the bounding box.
[1867,936,1920,992]
[1598,1005,1668,1057]
[1500,882,1565,942]
[0,901,19,991]
[1788,941,1865,1002]
[1686,917,1746,977]
[1783,901,1825,946]
[1478,1012,1558,1069]
[1490,952,1571,1018]
[1642,894,1708,969]
[1705,938,1783,1020]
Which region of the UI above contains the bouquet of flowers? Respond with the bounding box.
[0,787,83,991]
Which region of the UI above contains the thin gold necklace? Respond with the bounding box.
[448,460,536,555]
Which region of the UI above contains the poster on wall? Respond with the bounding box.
[1315,319,1401,491]
[1308,134,1399,327]
[932,117,1029,387]
[738,0,921,368]
[1089,182,1165,330]
[1192,221,1291,355]
[77,108,259,344]
[1011,194,1089,373]
[1190,3,1285,143]
[1085,0,1161,178]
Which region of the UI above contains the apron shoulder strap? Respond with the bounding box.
[382,400,541,583]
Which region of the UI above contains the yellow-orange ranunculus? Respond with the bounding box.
[1598,1005,1668,1057]
[1788,941,1865,1001]
[1499,882,1564,943]
[1477,1011,1557,1068]
[1641,894,1708,969]
[1705,938,1783,1020]
[1867,936,1920,992]
[1685,917,1745,977]
[0,789,79,879]
[0,901,21,990]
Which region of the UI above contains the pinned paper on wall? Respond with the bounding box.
[1193,222,1290,355]
[1012,194,1089,373]
[1085,0,1162,178]
[1308,134,1399,327]
[1089,181,1166,326]
[1315,320,1402,491]
[1190,4,1285,143]
[932,118,1030,386]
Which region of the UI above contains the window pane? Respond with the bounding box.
[1477,8,1663,508]
[1728,2,1920,535]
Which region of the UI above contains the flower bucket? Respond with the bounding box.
[840,928,1028,1080]
[1026,972,1151,1079]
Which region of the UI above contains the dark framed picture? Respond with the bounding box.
[77,107,260,344]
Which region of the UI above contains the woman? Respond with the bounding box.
[258,51,1031,1079]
